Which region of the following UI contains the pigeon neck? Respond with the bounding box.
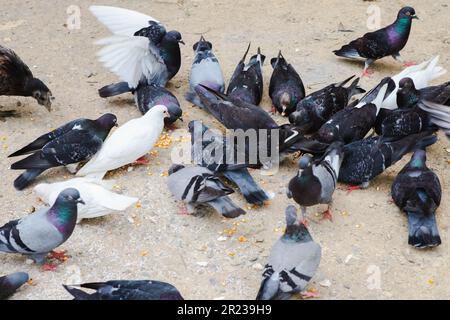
[47,201,77,238]
[397,89,419,109]
[159,38,181,79]
[389,17,412,43]
[23,78,40,96]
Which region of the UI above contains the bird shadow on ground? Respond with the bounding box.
[336,58,405,76]
[103,97,135,108]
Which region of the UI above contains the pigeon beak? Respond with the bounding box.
[114,123,119,127]
[179,40,185,45]
[77,199,86,205]
[178,117,184,122]
[412,15,419,20]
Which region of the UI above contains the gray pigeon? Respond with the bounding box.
[167,165,245,218]
[0,272,29,300]
[188,120,269,206]
[185,36,225,108]
[0,188,84,265]
[288,142,344,222]
[256,206,321,300]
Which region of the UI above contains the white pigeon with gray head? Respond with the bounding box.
[34,178,138,223]
[77,105,169,179]
[256,205,321,300]
[167,164,246,218]
[185,36,225,108]
[0,188,83,265]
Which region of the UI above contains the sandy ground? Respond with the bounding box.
[0,0,449,300]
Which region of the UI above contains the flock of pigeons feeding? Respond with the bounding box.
[0,5,449,300]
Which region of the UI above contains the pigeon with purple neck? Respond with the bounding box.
[0,188,84,267]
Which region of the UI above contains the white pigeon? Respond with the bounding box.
[381,56,447,110]
[77,105,169,179]
[34,178,138,223]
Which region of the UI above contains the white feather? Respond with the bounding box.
[76,105,168,179]
[34,178,138,222]
[96,35,165,88]
[382,56,447,110]
[89,5,159,36]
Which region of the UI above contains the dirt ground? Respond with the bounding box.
[0,0,449,300]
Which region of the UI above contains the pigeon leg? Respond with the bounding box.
[362,59,374,77]
[134,156,149,165]
[346,181,370,194]
[392,53,416,67]
[300,206,309,227]
[321,205,333,222]
[178,205,190,215]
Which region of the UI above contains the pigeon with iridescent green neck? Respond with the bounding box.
[0,188,83,266]
[0,272,29,300]
[334,7,418,76]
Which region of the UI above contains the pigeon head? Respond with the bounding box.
[410,149,426,168]
[284,206,311,240]
[193,36,212,52]
[318,125,338,144]
[279,92,292,116]
[398,7,418,20]
[96,113,118,130]
[168,164,185,175]
[56,188,85,206]
[146,105,169,119]
[299,154,313,169]
[289,107,311,130]
[397,77,419,108]
[29,78,53,111]
[166,30,185,45]
[4,272,29,288]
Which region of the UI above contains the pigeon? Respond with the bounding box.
[381,56,447,110]
[194,84,301,159]
[9,113,118,190]
[376,78,450,139]
[188,120,269,205]
[256,205,321,300]
[334,6,418,76]
[0,272,29,300]
[382,57,447,110]
[167,164,246,218]
[397,78,450,108]
[269,51,305,116]
[287,142,344,222]
[185,36,225,108]
[90,5,184,97]
[338,131,437,189]
[391,150,442,248]
[314,77,394,144]
[77,105,169,179]
[288,75,365,133]
[63,280,183,300]
[34,178,138,223]
[0,188,83,265]
[0,45,53,111]
[134,83,182,125]
[226,44,265,105]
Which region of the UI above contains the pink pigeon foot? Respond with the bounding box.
[403,61,416,67]
[321,209,333,222]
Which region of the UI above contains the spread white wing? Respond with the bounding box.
[90,6,167,88]
[89,5,159,36]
